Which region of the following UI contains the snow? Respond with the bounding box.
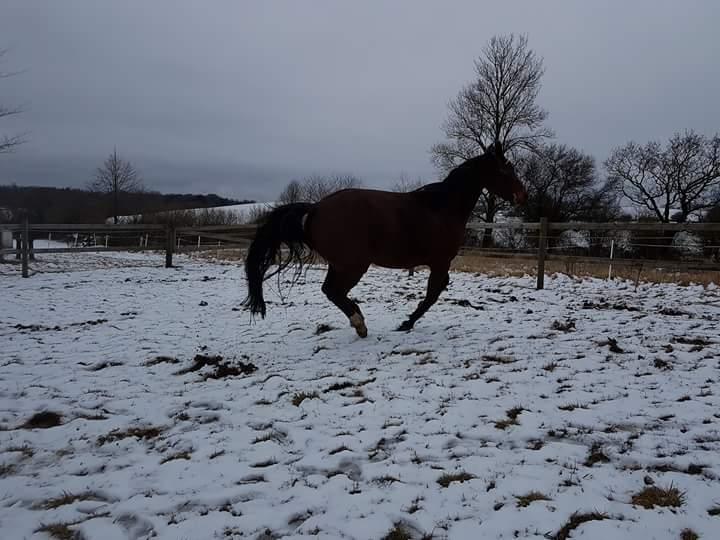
[2,252,720,539]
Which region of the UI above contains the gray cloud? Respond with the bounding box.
[1,1,719,201]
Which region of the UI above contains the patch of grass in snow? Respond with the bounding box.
[648,463,705,476]
[551,319,576,332]
[373,475,402,486]
[585,442,610,466]
[680,529,700,540]
[34,491,108,509]
[515,491,551,508]
[481,354,516,364]
[404,495,423,514]
[654,358,673,370]
[315,323,334,335]
[252,430,286,444]
[543,361,560,372]
[494,406,524,430]
[324,381,354,393]
[20,411,63,429]
[292,391,319,406]
[437,471,475,488]
[159,451,192,464]
[381,524,412,540]
[36,522,77,540]
[599,337,625,353]
[145,355,180,366]
[175,354,256,379]
[97,425,164,446]
[558,402,589,411]
[250,458,278,468]
[0,463,16,477]
[631,484,685,509]
[551,511,609,540]
[6,444,35,459]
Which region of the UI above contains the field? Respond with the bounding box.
[2,252,720,539]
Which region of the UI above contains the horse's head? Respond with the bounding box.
[483,143,527,206]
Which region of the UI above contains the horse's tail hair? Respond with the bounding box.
[243,202,315,318]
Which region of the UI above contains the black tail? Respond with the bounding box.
[244,202,315,318]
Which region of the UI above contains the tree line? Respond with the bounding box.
[275,34,720,226]
[0,184,246,224]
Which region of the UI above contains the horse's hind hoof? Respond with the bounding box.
[397,321,413,332]
[350,313,368,338]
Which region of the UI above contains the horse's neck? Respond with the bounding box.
[443,165,489,223]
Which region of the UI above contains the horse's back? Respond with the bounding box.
[308,189,462,269]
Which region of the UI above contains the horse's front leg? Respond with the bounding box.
[398,266,450,331]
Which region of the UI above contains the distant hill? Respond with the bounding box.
[0,185,252,223]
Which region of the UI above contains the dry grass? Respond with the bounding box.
[0,463,16,477]
[292,391,319,406]
[159,451,192,464]
[585,442,610,466]
[437,471,475,488]
[551,511,609,540]
[36,522,77,540]
[495,406,524,430]
[97,426,163,446]
[515,491,551,508]
[21,411,62,429]
[452,254,720,285]
[34,491,107,510]
[381,523,412,540]
[680,529,700,540]
[631,484,686,509]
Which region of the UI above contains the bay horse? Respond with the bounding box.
[244,143,527,337]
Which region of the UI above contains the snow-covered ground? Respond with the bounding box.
[1,252,720,539]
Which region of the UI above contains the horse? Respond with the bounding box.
[244,143,527,337]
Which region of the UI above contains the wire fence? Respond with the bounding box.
[3,220,720,286]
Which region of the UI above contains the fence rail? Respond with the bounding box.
[2,219,720,286]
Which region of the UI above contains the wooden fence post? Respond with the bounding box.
[536,217,548,290]
[21,214,30,278]
[165,226,175,268]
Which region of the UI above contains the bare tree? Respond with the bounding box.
[605,131,720,223]
[518,144,619,222]
[88,149,144,224]
[391,173,425,193]
[431,34,552,245]
[277,174,362,204]
[0,49,25,154]
[277,179,303,204]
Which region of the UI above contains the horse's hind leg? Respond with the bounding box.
[398,265,450,331]
[321,265,369,337]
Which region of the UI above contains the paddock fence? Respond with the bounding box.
[2,218,720,288]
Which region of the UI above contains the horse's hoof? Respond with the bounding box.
[397,321,413,332]
[350,313,368,338]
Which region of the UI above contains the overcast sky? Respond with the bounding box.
[1,1,719,201]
